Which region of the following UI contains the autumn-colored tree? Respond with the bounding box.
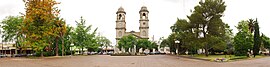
[52,17,66,56]
[22,0,61,57]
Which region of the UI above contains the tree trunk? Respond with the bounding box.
[41,50,44,57]
[205,48,209,57]
[81,48,84,55]
[48,41,52,52]
[55,37,59,56]
[269,49,270,56]
[20,48,22,54]
[62,36,64,56]
[106,46,108,53]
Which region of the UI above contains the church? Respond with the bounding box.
[115,6,149,52]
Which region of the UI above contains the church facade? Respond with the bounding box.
[115,6,149,52]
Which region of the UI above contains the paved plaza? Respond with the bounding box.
[0,55,270,67]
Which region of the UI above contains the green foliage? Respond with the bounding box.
[253,19,260,57]
[261,34,270,53]
[71,16,98,54]
[136,39,149,52]
[166,0,229,55]
[1,16,26,51]
[96,35,111,52]
[234,20,253,56]
[118,35,137,52]
[188,0,227,56]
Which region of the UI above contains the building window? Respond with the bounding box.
[118,14,122,20]
[142,30,146,36]
[118,31,122,37]
[142,13,146,19]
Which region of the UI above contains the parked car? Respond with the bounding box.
[107,52,113,55]
[14,54,27,57]
[0,54,7,58]
[87,52,98,55]
[27,53,36,56]
[144,52,150,55]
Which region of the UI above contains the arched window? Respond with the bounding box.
[118,14,122,20]
[142,30,146,36]
[142,13,146,19]
[118,31,122,37]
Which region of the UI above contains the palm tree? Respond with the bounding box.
[248,19,255,33]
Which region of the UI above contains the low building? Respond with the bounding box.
[0,43,16,56]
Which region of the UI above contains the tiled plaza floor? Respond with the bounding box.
[0,55,269,67]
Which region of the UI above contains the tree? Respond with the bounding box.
[187,0,227,56]
[62,25,73,55]
[149,42,158,52]
[118,35,137,53]
[170,18,201,55]
[137,39,149,53]
[72,17,97,54]
[51,17,67,56]
[248,19,255,33]
[22,0,61,57]
[160,38,169,49]
[224,24,234,55]
[1,16,25,54]
[234,20,253,56]
[96,36,111,53]
[253,19,260,57]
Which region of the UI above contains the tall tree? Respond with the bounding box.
[187,0,226,56]
[248,19,255,33]
[72,16,97,54]
[234,20,253,56]
[170,18,200,54]
[1,16,25,54]
[62,25,73,55]
[253,19,260,57]
[52,17,67,56]
[22,0,61,57]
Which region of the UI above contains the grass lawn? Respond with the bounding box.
[180,54,267,62]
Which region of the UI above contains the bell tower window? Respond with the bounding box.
[142,13,146,19]
[118,31,122,37]
[142,30,146,36]
[118,14,122,20]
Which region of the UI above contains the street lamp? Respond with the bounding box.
[175,40,180,55]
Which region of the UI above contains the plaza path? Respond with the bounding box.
[0,55,269,67]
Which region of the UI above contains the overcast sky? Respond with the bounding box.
[0,0,270,45]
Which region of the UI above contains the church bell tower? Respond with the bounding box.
[139,6,149,39]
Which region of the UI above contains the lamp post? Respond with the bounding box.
[175,40,180,55]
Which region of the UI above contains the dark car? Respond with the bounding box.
[14,54,27,57]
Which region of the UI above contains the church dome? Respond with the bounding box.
[116,7,126,14]
[140,6,149,12]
